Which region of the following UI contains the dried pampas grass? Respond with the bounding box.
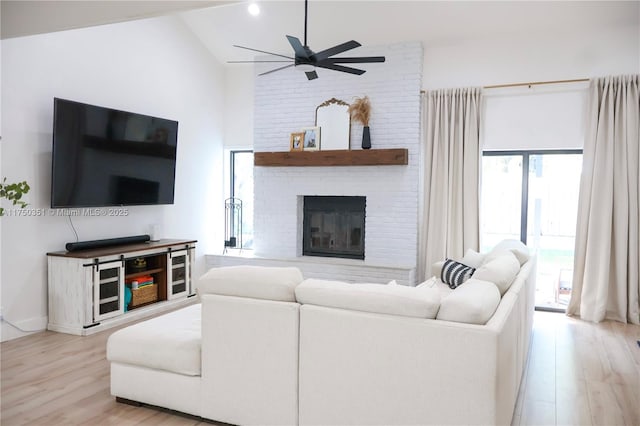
[348,96,371,126]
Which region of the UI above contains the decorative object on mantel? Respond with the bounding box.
[224,198,243,253]
[348,96,372,149]
[316,98,350,150]
[301,127,320,151]
[228,0,385,80]
[290,132,304,151]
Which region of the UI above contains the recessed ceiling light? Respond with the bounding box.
[248,2,260,16]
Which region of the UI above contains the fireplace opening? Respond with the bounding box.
[303,196,365,260]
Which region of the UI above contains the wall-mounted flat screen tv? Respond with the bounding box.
[51,98,178,208]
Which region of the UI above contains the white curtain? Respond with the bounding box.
[418,88,482,282]
[568,75,640,324]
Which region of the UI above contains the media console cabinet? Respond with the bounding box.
[47,239,197,336]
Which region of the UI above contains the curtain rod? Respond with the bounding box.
[483,78,589,89]
[420,77,589,93]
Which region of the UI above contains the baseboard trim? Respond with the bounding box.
[2,314,48,332]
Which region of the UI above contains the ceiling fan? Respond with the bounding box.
[228,0,385,80]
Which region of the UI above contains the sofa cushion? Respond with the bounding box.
[296,279,441,319]
[484,239,530,266]
[431,260,445,278]
[107,304,201,376]
[461,249,486,269]
[436,279,501,324]
[417,276,453,299]
[473,251,521,296]
[441,259,476,289]
[197,266,304,302]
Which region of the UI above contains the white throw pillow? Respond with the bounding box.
[416,278,436,289]
[436,279,501,325]
[508,248,530,266]
[431,260,445,278]
[461,249,486,269]
[483,239,530,266]
[296,278,441,319]
[473,251,520,296]
[197,265,304,302]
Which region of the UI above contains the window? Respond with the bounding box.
[228,150,254,249]
[481,150,582,310]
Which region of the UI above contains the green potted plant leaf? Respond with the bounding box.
[0,178,30,216]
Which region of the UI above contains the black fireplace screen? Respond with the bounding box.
[303,196,365,260]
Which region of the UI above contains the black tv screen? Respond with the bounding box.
[51,98,178,208]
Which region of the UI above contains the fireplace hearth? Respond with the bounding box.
[303,196,366,260]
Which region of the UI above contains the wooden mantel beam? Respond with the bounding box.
[254,148,408,167]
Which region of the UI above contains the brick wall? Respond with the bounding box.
[250,41,423,284]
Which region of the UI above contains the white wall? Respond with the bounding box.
[0,5,3,324]
[0,16,226,341]
[223,66,254,149]
[423,25,639,89]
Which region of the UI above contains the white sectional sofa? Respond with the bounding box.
[107,240,535,425]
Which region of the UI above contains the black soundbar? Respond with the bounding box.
[66,235,151,252]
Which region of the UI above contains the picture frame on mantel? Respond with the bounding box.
[302,127,320,151]
[290,132,304,151]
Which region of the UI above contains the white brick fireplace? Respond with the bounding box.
[209,42,423,285]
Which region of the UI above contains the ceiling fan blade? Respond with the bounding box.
[305,71,318,80]
[233,44,294,60]
[258,63,296,76]
[228,60,294,63]
[315,62,366,75]
[312,40,361,62]
[286,35,310,59]
[321,56,386,64]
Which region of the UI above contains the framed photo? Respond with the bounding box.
[290,132,304,151]
[302,126,321,151]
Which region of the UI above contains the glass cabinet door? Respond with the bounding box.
[93,261,124,321]
[167,252,189,300]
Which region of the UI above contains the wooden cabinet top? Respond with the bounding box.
[47,239,197,259]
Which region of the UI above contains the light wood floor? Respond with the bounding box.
[1,311,639,425]
[513,311,639,426]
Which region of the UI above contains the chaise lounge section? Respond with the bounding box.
[107,266,304,424]
[106,240,535,425]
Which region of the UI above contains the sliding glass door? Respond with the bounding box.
[481,151,582,310]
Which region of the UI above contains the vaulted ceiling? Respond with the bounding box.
[0,1,234,39]
[3,1,638,66]
[181,1,639,64]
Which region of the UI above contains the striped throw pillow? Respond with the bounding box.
[441,259,475,289]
